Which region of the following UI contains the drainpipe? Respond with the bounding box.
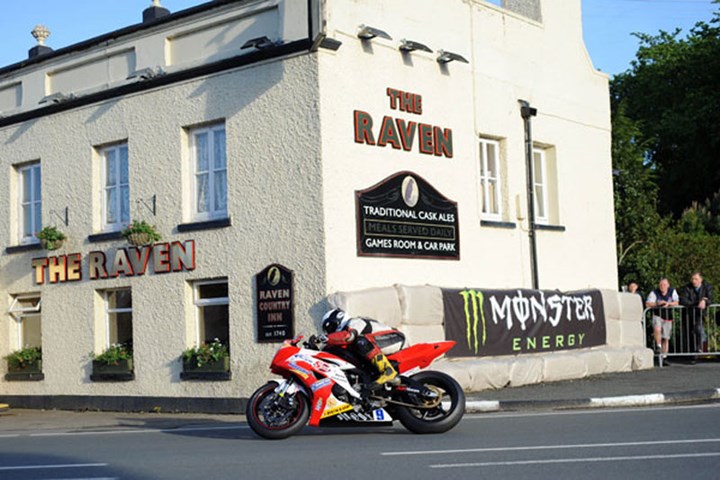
[519,100,539,289]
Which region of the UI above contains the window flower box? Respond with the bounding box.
[180,340,231,381]
[4,347,44,381]
[90,344,134,381]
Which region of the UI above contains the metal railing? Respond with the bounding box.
[642,305,720,367]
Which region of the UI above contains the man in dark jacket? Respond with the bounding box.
[679,272,714,359]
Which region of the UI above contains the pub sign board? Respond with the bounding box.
[255,264,294,343]
[442,288,607,358]
[356,171,459,260]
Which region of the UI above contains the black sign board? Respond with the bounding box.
[442,288,607,357]
[255,264,294,343]
[356,171,460,260]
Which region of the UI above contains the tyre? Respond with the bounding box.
[394,370,465,434]
[246,381,310,439]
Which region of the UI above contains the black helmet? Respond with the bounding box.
[322,308,346,333]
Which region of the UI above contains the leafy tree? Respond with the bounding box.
[611,6,720,217]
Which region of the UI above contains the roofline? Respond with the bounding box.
[0,38,315,129]
[0,0,245,77]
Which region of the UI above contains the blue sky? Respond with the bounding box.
[0,0,717,76]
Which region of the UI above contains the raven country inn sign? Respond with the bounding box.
[30,240,196,284]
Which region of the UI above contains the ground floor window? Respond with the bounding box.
[8,295,42,349]
[193,279,229,345]
[104,288,133,348]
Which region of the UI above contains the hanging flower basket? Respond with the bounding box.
[126,232,153,246]
[122,220,161,246]
[36,226,67,251]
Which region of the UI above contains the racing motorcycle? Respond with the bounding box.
[246,334,465,439]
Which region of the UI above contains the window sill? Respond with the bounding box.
[177,217,231,233]
[90,372,135,382]
[88,231,124,243]
[535,223,566,232]
[180,371,232,381]
[5,243,43,254]
[5,372,44,382]
[481,220,517,229]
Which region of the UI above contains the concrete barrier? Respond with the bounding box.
[329,285,653,392]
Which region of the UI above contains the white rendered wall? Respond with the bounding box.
[0,54,325,398]
[318,0,617,293]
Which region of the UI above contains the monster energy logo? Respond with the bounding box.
[459,290,487,354]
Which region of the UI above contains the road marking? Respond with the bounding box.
[382,438,720,456]
[463,401,720,420]
[0,463,107,471]
[429,452,720,468]
[465,400,500,412]
[0,434,20,438]
[27,424,249,438]
[590,393,665,407]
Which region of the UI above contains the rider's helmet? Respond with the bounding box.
[322,308,346,334]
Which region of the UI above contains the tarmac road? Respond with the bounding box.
[1,403,719,479]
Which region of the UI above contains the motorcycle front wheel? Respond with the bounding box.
[394,370,465,434]
[246,381,310,439]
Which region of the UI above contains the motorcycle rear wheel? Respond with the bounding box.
[246,381,310,439]
[395,370,465,434]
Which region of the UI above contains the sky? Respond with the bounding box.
[0,0,717,76]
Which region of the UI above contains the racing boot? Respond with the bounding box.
[369,353,400,390]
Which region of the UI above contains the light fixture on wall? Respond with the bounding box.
[39,92,75,104]
[398,39,432,54]
[436,50,469,65]
[357,25,392,41]
[241,36,276,50]
[127,66,165,81]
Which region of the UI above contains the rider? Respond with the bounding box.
[319,308,403,390]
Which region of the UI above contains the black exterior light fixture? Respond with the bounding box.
[39,92,75,104]
[399,39,433,54]
[127,66,165,81]
[357,24,392,41]
[241,36,275,50]
[436,50,469,65]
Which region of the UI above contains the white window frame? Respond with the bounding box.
[190,124,227,222]
[193,279,229,346]
[8,295,42,347]
[533,148,549,224]
[478,138,502,220]
[104,289,132,348]
[101,143,130,232]
[18,163,42,244]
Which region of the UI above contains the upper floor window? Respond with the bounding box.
[102,143,129,231]
[18,163,41,244]
[479,138,502,220]
[191,124,227,221]
[533,148,549,224]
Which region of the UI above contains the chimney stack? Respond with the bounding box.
[143,0,171,23]
[29,24,54,59]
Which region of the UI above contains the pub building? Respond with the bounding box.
[0,0,636,412]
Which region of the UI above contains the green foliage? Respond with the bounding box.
[612,6,720,296]
[121,220,161,242]
[92,343,133,365]
[36,226,67,246]
[182,339,229,368]
[611,8,720,216]
[4,346,41,369]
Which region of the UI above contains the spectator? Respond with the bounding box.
[627,281,643,302]
[679,272,714,363]
[645,278,679,365]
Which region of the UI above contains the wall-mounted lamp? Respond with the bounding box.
[241,36,276,50]
[357,24,392,41]
[127,66,165,81]
[39,92,75,104]
[436,50,469,65]
[399,39,432,54]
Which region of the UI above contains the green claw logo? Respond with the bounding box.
[459,289,487,354]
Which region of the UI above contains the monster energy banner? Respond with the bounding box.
[442,288,606,357]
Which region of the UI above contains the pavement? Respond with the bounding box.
[0,358,718,430]
[465,357,720,412]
